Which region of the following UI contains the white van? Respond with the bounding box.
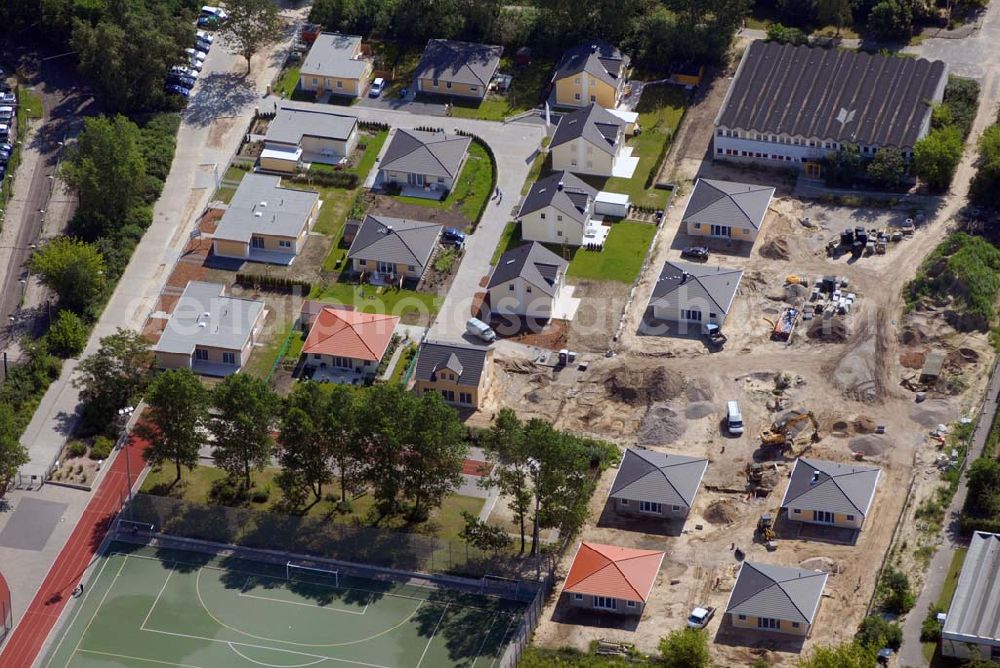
[466,317,496,343]
[726,401,744,435]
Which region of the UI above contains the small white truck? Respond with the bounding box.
[687,606,715,629]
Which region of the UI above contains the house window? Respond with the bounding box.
[575,77,581,84]
[432,78,439,87]
[594,596,616,610]
[672,505,681,511]
[408,265,416,272]
[336,80,343,89]
[717,128,724,136]
[792,622,800,628]
[639,501,661,514]
[459,392,472,404]
[359,259,367,266]
[278,240,291,248]
[693,223,701,229]
[195,349,209,361]
[526,286,532,293]
[313,354,322,360]
[470,86,478,92]
[620,499,629,505]
[364,361,371,367]
[446,82,452,89]
[508,284,514,291]
[441,389,455,401]
[846,514,855,521]
[540,213,546,219]
[557,215,563,221]
[570,159,577,166]
[758,617,780,630]
[626,601,636,608]
[574,593,583,601]
[738,614,747,621]
[590,95,596,102]
[556,230,563,236]
[574,93,581,101]
[717,148,723,154]
[437,176,444,183]
[222,352,236,365]
[312,78,318,85]
[681,309,702,322]
[709,313,717,320]
[793,509,801,514]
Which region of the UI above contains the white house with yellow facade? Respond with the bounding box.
[346,214,441,282]
[682,178,774,246]
[412,340,493,409]
[550,104,636,178]
[779,458,881,531]
[298,32,373,98]
[725,562,827,637]
[552,40,630,109]
[413,39,502,101]
[259,107,359,175]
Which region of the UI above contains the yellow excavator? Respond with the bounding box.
[759,411,821,451]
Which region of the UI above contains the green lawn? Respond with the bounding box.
[384,47,423,99]
[18,87,42,120]
[274,64,301,98]
[450,58,554,121]
[141,464,483,542]
[214,186,237,203]
[389,343,418,385]
[350,130,388,178]
[521,149,551,196]
[394,140,494,229]
[922,548,969,663]
[223,165,248,183]
[492,222,522,264]
[245,321,298,380]
[310,282,441,322]
[560,221,657,283]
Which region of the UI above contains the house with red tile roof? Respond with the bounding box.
[300,306,399,380]
[561,542,665,616]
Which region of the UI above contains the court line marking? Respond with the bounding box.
[237,575,372,615]
[65,554,129,668]
[489,614,519,668]
[76,648,205,667]
[227,641,327,667]
[469,611,500,668]
[415,603,448,668]
[43,549,117,668]
[141,562,176,629]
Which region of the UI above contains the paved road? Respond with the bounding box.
[281,100,549,341]
[898,358,1000,666]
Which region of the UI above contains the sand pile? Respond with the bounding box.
[704,499,741,525]
[807,316,848,342]
[638,402,686,445]
[784,282,810,303]
[605,365,685,405]
[757,467,781,492]
[849,434,889,456]
[686,380,714,402]
[899,326,927,345]
[911,398,957,428]
[686,402,715,419]
[760,237,791,260]
[800,557,841,574]
[853,416,877,434]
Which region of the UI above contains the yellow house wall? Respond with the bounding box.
[259,156,297,174]
[155,351,193,371]
[787,508,865,530]
[551,140,614,177]
[729,613,809,637]
[418,78,486,99]
[554,76,618,108]
[685,221,757,243]
[413,349,493,408]
[351,258,425,280]
[299,70,370,97]
[213,239,248,258]
[520,208,584,246]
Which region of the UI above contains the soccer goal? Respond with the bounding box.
[480,574,521,599]
[286,562,340,589]
[115,519,155,536]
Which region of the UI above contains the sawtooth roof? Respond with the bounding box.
[518,171,597,224]
[488,242,567,297]
[347,215,441,270]
[413,39,503,87]
[379,129,472,179]
[726,562,828,625]
[716,41,947,149]
[302,306,399,362]
[550,104,625,155]
[413,340,490,386]
[563,542,665,603]
[780,458,881,519]
[683,178,774,232]
[553,40,630,90]
[609,448,709,509]
[649,261,743,316]
[943,532,1000,645]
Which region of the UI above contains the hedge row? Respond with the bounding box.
[292,170,359,189]
[235,273,312,294]
[359,120,389,132]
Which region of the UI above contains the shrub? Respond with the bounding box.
[251,486,270,504]
[939,76,980,139]
[921,605,945,642]
[867,147,906,189]
[659,628,709,668]
[856,614,903,650]
[878,567,916,614]
[46,309,89,358]
[913,125,964,192]
[67,441,88,458]
[293,170,359,189]
[867,0,913,41]
[766,22,809,45]
[235,273,312,294]
[90,435,114,460]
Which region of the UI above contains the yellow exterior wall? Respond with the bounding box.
[213,239,248,258]
[299,67,372,98]
[155,351,193,371]
[554,75,618,109]
[787,508,865,529]
[418,78,486,100]
[551,140,615,176]
[520,208,584,246]
[351,258,425,280]
[259,156,297,174]
[685,222,758,243]
[730,613,810,637]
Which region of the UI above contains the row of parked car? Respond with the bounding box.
[0,69,16,181]
[164,25,216,98]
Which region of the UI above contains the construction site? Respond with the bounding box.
[469,178,996,663]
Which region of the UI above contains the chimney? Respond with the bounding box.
[385,225,394,234]
[811,471,821,484]
[681,272,690,284]
[557,180,564,191]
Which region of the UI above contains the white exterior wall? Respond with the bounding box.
[651,301,725,328]
[520,207,585,246]
[551,140,616,177]
[489,277,560,318]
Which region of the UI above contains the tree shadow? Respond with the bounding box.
[182,72,259,128]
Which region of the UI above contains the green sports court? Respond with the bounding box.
[43,541,528,668]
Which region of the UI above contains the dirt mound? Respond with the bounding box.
[853,416,877,434]
[911,399,957,428]
[849,434,889,456]
[784,282,810,303]
[686,380,714,402]
[899,326,927,345]
[638,402,686,445]
[760,237,791,261]
[800,557,841,574]
[899,350,927,369]
[704,499,741,525]
[946,347,980,366]
[807,316,848,342]
[685,402,715,419]
[605,365,685,405]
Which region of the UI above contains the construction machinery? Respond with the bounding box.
[770,307,800,342]
[760,411,821,450]
[756,513,777,549]
[703,323,727,349]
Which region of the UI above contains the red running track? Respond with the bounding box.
[0,435,148,668]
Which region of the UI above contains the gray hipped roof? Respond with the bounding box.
[414,340,490,386]
[414,39,503,87]
[347,215,441,270]
[300,32,369,79]
[265,107,358,146]
[609,448,708,509]
[155,282,264,355]
[683,179,774,232]
[519,171,597,224]
[943,532,1000,644]
[780,458,881,518]
[649,261,743,316]
[726,562,828,625]
[550,104,625,155]
[488,242,567,297]
[716,41,947,149]
[553,40,630,89]
[214,174,318,243]
[380,130,472,179]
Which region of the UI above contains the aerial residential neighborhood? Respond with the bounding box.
[2,1,1000,667]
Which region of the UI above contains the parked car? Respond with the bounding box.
[0,92,15,105]
[0,142,12,161]
[166,74,197,89]
[185,58,204,73]
[0,106,13,121]
[466,317,496,343]
[369,77,386,97]
[200,5,229,21]
[186,48,207,63]
[164,84,191,98]
[0,124,9,139]
[441,227,466,247]
[681,246,710,261]
[195,30,215,48]
[170,65,198,79]
[687,606,715,629]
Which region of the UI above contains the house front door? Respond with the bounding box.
[710,224,731,238]
[814,510,834,523]
[408,173,424,186]
[377,261,394,275]
[804,161,823,179]
[251,236,265,249]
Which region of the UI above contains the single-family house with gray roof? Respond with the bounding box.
[154,281,266,377]
[550,104,634,178]
[414,39,503,101]
[683,178,774,245]
[725,561,828,636]
[647,261,743,329]
[212,174,320,265]
[942,531,1000,661]
[780,458,881,530]
[608,448,709,522]
[413,340,494,409]
[487,242,568,319]
[346,215,441,281]
[552,40,630,109]
[378,129,472,198]
[518,171,598,246]
[260,107,359,174]
[299,33,373,98]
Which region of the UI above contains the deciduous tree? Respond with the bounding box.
[914,125,964,192]
[276,406,327,507]
[221,0,284,74]
[29,237,105,313]
[866,147,906,189]
[814,0,853,35]
[0,404,29,492]
[75,328,152,434]
[136,369,207,484]
[46,309,88,358]
[659,628,709,668]
[360,383,414,516]
[62,115,146,222]
[319,384,364,503]
[403,391,466,520]
[459,511,512,556]
[209,373,279,490]
[480,408,532,553]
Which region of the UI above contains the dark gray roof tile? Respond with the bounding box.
[380,129,471,179]
[347,215,440,270]
[518,171,597,223]
[609,448,708,509]
[780,458,881,518]
[414,39,503,87]
[488,242,567,297]
[414,340,490,386]
[550,104,625,155]
[726,562,828,624]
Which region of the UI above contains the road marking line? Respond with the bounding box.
[237,574,371,615]
[226,642,327,667]
[489,614,518,668]
[415,603,449,668]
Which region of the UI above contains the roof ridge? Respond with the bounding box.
[634,449,689,506]
[823,468,868,515]
[774,569,826,623]
[602,552,653,601]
